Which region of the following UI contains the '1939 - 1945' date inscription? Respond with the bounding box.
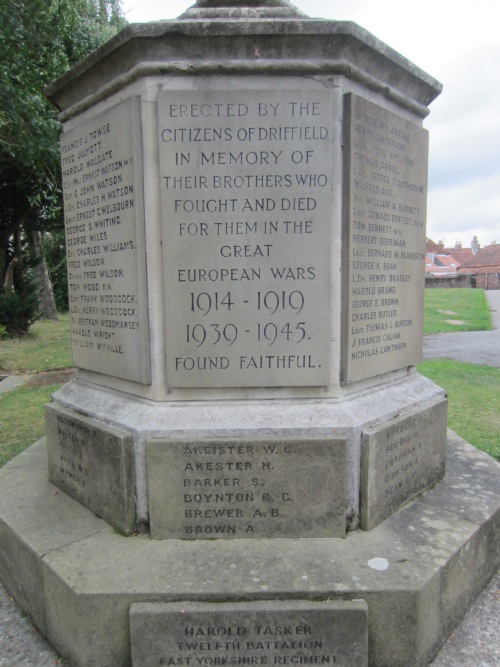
[159,90,333,387]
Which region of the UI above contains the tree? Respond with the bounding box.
[0,0,127,332]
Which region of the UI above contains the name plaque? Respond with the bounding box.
[61,98,150,383]
[45,403,136,533]
[342,94,428,383]
[360,398,447,529]
[130,600,368,667]
[147,437,346,539]
[159,89,333,387]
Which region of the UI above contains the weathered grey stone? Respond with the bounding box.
[147,437,346,539]
[54,371,445,531]
[180,0,306,20]
[0,435,497,667]
[341,93,429,383]
[61,97,151,384]
[45,403,136,533]
[159,88,332,388]
[45,22,442,123]
[360,398,447,529]
[0,439,108,635]
[421,430,500,523]
[129,600,368,667]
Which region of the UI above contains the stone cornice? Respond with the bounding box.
[45,19,442,119]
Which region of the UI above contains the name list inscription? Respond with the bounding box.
[360,399,447,529]
[342,94,428,382]
[45,403,136,532]
[61,99,150,383]
[159,90,333,387]
[130,601,368,667]
[147,438,346,539]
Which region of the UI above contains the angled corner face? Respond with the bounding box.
[61,97,151,384]
[146,437,346,539]
[45,403,136,533]
[341,93,429,384]
[130,600,368,667]
[360,398,448,530]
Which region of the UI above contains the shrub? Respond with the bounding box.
[0,270,41,336]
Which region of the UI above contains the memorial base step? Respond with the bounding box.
[0,432,498,667]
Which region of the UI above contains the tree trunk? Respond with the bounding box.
[32,230,58,320]
[3,256,19,291]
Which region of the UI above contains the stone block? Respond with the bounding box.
[0,519,46,634]
[129,600,368,667]
[0,435,497,667]
[61,97,151,384]
[42,550,134,667]
[159,88,333,388]
[0,439,108,635]
[341,93,429,383]
[360,398,447,529]
[45,403,136,533]
[146,437,346,539]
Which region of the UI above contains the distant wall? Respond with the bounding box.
[474,273,500,290]
[425,273,500,289]
[425,275,472,289]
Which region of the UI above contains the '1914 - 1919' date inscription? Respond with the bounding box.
[159,90,333,387]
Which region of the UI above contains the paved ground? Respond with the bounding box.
[423,291,500,367]
[1,291,499,665]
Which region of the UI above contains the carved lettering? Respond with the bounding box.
[159,90,332,387]
[61,99,150,382]
[343,95,428,382]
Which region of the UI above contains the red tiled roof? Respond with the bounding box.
[425,254,459,275]
[426,238,445,254]
[458,244,500,271]
[443,247,474,264]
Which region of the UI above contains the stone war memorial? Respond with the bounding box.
[0,1,499,666]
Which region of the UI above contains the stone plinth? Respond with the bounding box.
[42,2,445,539]
[0,434,498,667]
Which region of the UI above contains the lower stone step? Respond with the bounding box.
[0,432,498,667]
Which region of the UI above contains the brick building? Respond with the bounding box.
[458,243,500,289]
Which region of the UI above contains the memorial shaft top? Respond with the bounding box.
[193,1,295,6]
[181,0,305,18]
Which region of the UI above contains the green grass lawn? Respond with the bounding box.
[0,383,63,467]
[423,288,493,334]
[0,313,72,373]
[0,315,72,467]
[417,359,500,460]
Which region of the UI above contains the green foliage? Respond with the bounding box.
[0,270,40,336]
[0,0,127,314]
[424,288,493,334]
[418,359,500,460]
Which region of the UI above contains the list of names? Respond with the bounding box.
[342,94,428,382]
[61,99,150,383]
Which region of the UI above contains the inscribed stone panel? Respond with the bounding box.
[360,398,447,530]
[342,94,428,382]
[45,403,135,533]
[61,98,150,383]
[130,600,368,667]
[158,89,333,387]
[147,437,346,539]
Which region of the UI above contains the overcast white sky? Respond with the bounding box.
[121,0,500,249]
